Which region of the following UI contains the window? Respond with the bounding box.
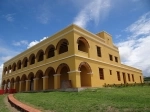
[109,54,113,61]
[48,47,55,58]
[77,37,89,53]
[110,70,112,75]
[78,40,87,52]
[128,73,130,81]
[58,39,68,54]
[24,59,28,67]
[115,56,118,62]
[18,61,21,69]
[117,71,121,81]
[132,74,134,82]
[97,46,101,57]
[99,68,104,80]
[38,52,44,62]
[30,56,35,65]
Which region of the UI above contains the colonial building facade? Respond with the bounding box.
[1,24,143,92]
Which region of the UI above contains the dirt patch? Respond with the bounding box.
[3,95,19,112]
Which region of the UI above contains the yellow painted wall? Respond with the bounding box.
[1,24,143,91]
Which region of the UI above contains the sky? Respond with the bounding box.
[0,0,150,84]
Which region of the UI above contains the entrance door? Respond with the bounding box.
[122,73,126,84]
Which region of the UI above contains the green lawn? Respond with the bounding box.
[14,86,150,112]
[0,95,9,112]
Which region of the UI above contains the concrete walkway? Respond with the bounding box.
[8,94,41,112]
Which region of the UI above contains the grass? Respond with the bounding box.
[14,86,150,112]
[0,95,9,112]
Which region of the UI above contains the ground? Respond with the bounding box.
[13,86,150,112]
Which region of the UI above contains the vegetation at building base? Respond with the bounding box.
[144,76,150,82]
[14,86,150,112]
[103,82,150,87]
[0,95,9,112]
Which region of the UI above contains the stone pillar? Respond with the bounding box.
[44,54,46,61]
[68,71,81,88]
[4,84,7,93]
[1,85,4,90]
[9,83,14,89]
[19,81,24,92]
[54,50,58,58]
[87,72,93,87]
[42,76,49,90]
[26,80,31,91]
[33,78,39,91]
[14,82,17,91]
[54,74,60,89]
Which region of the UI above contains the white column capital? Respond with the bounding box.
[19,81,24,83]
[26,80,31,82]
[33,78,39,80]
[87,72,93,75]
[42,76,49,78]
[53,74,61,76]
[67,70,81,74]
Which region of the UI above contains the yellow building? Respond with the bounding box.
[1,24,143,92]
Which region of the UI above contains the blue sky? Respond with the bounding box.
[0,0,150,83]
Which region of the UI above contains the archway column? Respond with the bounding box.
[42,76,49,90]
[14,82,18,91]
[4,84,8,93]
[19,81,24,92]
[43,54,46,61]
[33,78,39,91]
[10,83,14,89]
[1,85,4,90]
[54,74,60,89]
[26,80,31,91]
[68,71,81,88]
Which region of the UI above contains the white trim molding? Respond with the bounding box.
[53,74,61,76]
[42,76,49,78]
[67,70,81,74]
[87,72,93,75]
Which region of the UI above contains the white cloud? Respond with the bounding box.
[37,2,51,24]
[126,12,150,39]
[27,40,39,48]
[117,12,150,77]
[73,0,111,28]
[27,37,48,48]
[0,64,3,86]
[1,56,13,62]
[13,40,28,46]
[2,14,15,22]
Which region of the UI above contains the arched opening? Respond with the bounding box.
[28,72,34,91]
[35,70,43,91]
[10,78,15,89]
[12,63,16,72]
[77,37,89,53]
[56,39,69,54]
[45,45,55,59]
[3,67,7,75]
[29,54,35,65]
[22,57,28,67]
[21,74,27,92]
[45,67,55,89]
[17,60,21,70]
[2,80,6,90]
[78,62,92,87]
[36,50,44,62]
[56,63,70,88]
[15,76,20,92]
[8,65,12,73]
[6,79,10,91]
